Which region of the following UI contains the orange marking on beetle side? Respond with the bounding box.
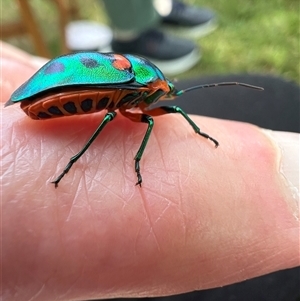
[18,80,171,120]
[112,54,132,70]
[19,87,150,120]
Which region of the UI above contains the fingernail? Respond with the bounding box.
[263,130,299,212]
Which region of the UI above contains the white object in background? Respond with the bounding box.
[66,21,112,51]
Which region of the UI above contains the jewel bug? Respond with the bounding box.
[5,52,263,187]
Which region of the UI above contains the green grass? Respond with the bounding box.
[1,0,299,83]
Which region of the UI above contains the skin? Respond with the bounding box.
[1,42,299,301]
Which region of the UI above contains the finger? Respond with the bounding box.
[2,106,299,300]
[0,41,46,102]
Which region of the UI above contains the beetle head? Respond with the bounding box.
[161,80,181,100]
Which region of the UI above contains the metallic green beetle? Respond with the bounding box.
[5,52,263,187]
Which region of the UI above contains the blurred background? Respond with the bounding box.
[1,0,298,83]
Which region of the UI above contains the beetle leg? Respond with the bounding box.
[51,111,117,188]
[119,109,154,187]
[142,106,219,147]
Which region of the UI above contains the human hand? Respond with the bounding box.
[1,41,299,301]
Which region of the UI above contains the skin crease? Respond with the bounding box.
[1,42,299,301]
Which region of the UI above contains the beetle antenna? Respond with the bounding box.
[175,82,264,96]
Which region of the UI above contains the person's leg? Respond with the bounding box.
[100,0,200,75]
[103,0,217,39]
[102,0,159,35]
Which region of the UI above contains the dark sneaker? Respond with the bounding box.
[155,0,217,38]
[110,29,200,75]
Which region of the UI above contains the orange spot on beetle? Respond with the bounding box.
[112,54,132,70]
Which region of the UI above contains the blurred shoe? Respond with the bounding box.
[155,0,217,38]
[110,29,200,75]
